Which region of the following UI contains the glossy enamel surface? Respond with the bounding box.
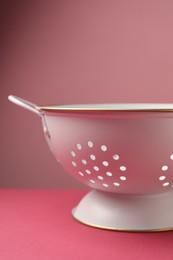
[42,110,173,195]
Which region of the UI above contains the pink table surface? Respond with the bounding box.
[0,189,173,260]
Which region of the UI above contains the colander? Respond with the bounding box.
[8,95,173,232]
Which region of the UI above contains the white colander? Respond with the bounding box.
[8,95,173,232]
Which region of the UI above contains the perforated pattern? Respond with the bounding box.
[70,140,127,189]
[159,154,173,188]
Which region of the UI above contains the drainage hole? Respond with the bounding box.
[106,172,112,177]
[93,166,99,171]
[77,143,82,150]
[98,176,104,180]
[162,165,168,171]
[113,182,120,187]
[101,145,107,152]
[78,171,84,176]
[102,161,109,166]
[113,154,119,160]
[90,154,96,160]
[159,176,166,181]
[88,141,94,148]
[120,166,126,171]
[81,159,87,165]
[163,182,169,187]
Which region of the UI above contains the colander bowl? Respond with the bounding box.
[8,96,173,232]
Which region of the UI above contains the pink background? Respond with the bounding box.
[1,0,173,188]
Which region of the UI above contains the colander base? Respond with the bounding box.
[72,190,173,232]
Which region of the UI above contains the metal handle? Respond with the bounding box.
[8,95,42,117]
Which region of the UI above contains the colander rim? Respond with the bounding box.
[38,103,173,112]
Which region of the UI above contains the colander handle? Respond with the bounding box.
[8,95,42,117]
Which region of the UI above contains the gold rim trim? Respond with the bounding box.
[38,106,173,113]
[72,212,173,233]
